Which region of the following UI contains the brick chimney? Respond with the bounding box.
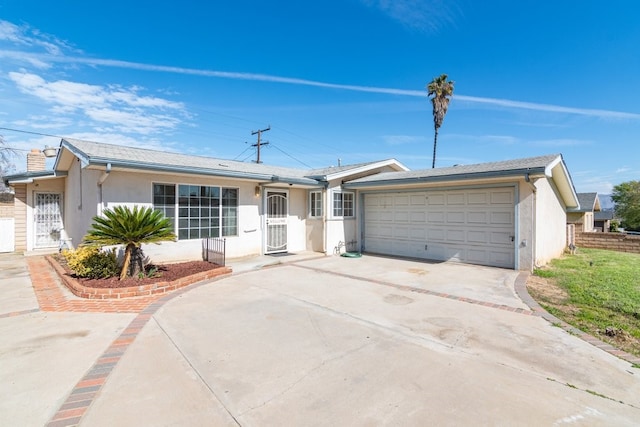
[27,149,46,172]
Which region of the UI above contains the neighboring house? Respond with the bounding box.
[594,210,614,232]
[0,191,15,252]
[567,192,601,232]
[4,139,579,271]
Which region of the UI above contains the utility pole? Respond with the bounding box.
[251,126,270,163]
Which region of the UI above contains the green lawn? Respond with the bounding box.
[532,248,640,356]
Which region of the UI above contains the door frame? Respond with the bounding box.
[264,189,289,254]
[33,191,64,249]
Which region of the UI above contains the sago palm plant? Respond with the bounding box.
[83,205,176,280]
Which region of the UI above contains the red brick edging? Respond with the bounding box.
[45,255,232,299]
[514,271,640,366]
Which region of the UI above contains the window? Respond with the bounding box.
[153,183,238,240]
[309,191,323,218]
[333,191,354,217]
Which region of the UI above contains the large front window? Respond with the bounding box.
[153,184,238,240]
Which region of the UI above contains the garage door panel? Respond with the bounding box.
[409,227,426,239]
[410,194,426,206]
[393,226,409,239]
[394,211,409,222]
[427,228,445,241]
[409,211,426,222]
[395,195,409,206]
[467,211,488,223]
[491,191,514,204]
[447,211,465,223]
[447,193,465,205]
[490,231,512,245]
[428,211,445,223]
[364,188,515,269]
[468,192,488,204]
[467,230,487,243]
[427,194,445,205]
[491,211,513,225]
[446,229,465,242]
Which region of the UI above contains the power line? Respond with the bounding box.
[268,143,313,169]
[0,127,63,139]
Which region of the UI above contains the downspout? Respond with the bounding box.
[97,163,112,216]
[322,182,328,255]
[524,173,538,270]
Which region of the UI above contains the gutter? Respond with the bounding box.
[86,158,322,187]
[344,168,548,189]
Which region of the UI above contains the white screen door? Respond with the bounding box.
[266,191,288,253]
[34,193,63,248]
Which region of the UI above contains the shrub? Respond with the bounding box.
[62,246,119,279]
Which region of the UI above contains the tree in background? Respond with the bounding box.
[611,180,640,231]
[83,205,176,279]
[427,74,454,168]
[0,135,16,191]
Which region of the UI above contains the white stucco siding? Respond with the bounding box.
[533,177,567,267]
[82,169,264,262]
[516,181,535,271]
[285,187,308,253]
[62,162,101,249]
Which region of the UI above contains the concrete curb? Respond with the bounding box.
[514,271,640,366]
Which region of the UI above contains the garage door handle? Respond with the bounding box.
[510,235,515,242]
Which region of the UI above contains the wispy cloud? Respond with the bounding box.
[4,49,638,122]
[360,0,460,33]
[8,71,186,134]
[1,17,639,124]
[0,20,75,58]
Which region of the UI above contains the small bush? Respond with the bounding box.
[62,246,119,279]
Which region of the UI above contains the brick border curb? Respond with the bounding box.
[514,271,640,366]
[44,261,233,427]
[45,255,232,299]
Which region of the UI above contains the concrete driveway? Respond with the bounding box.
[3,253,640,426]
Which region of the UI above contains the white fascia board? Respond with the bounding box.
[549,157,579,209]
[324,159,409,181]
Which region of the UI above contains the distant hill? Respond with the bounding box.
[599,194,615,211]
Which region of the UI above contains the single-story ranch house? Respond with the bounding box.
[3,138,579,271]
[566,192,601,232]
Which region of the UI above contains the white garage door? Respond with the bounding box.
[363,187,515,268]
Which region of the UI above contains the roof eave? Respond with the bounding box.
[546,156,579,209]
[4,170,67,185]
[321,159,410,181]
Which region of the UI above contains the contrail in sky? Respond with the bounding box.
[2,49,639,120]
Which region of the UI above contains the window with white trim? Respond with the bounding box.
[309,191,323,218]
[332,191,354,217]
[153,183,238,240]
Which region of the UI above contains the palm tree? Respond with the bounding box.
[83,205,176,280]
[427,74,454,168]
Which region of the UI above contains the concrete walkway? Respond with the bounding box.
[2,252,640,426]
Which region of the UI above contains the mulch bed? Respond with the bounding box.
[53,254,222,289]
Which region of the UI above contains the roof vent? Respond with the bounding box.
[218,163,229,168]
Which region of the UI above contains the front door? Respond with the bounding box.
[265,190,288,254]
[34,192,63,248]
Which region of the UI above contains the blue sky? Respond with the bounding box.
[1,0,639,194]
